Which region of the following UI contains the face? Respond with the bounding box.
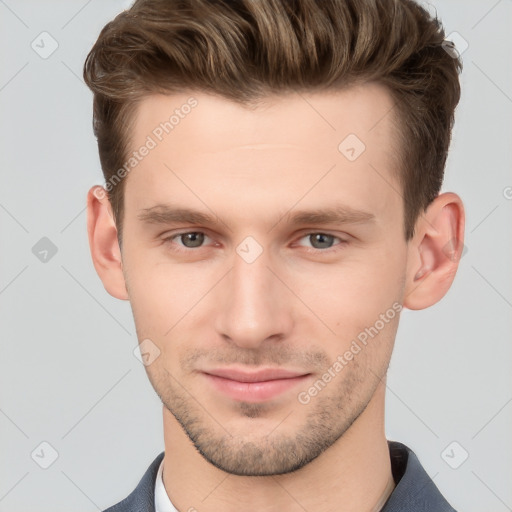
[119,84,408,476]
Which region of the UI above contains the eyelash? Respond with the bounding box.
[161,231,348,255]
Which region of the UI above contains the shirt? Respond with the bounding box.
[154,456,177,512]
[153,440,457,512]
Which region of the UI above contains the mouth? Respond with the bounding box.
[201,367,312,403]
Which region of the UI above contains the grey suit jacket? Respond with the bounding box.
[103,441,457,511]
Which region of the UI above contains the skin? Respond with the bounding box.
[87,83,465,512]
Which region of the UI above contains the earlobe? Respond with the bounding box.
[403,192,465,310]
[86,186,129,300]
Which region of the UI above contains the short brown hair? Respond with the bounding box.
[83,0,462,243]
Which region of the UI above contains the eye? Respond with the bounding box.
[163,231,213,252]
[161,231,348,255]
[295,232,347,252]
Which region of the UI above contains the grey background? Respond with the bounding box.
[0,1,511,511]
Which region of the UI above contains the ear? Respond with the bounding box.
[86,186,129,300]
[403,192,465,310]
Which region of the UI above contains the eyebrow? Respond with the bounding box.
[137,204,376,228]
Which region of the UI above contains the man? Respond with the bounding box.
[84,0,465,510]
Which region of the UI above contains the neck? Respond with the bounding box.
[162,379,394,512]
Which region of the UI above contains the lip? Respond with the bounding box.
[201,367,311,402]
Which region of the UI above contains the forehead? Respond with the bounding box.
[123,84,402,229]
[132,83,397,155]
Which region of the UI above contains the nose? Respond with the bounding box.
[214,247,293,350]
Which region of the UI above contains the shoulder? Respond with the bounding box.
[382,441,457,512]
[103,451,165,512]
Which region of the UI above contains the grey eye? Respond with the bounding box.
[308,233,335,249]
[179,232,205,248]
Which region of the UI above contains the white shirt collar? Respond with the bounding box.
[154,458,179,512]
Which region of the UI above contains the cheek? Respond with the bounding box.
[123,233,202,315]
[293,251,405,331]
[123,228,406,357]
